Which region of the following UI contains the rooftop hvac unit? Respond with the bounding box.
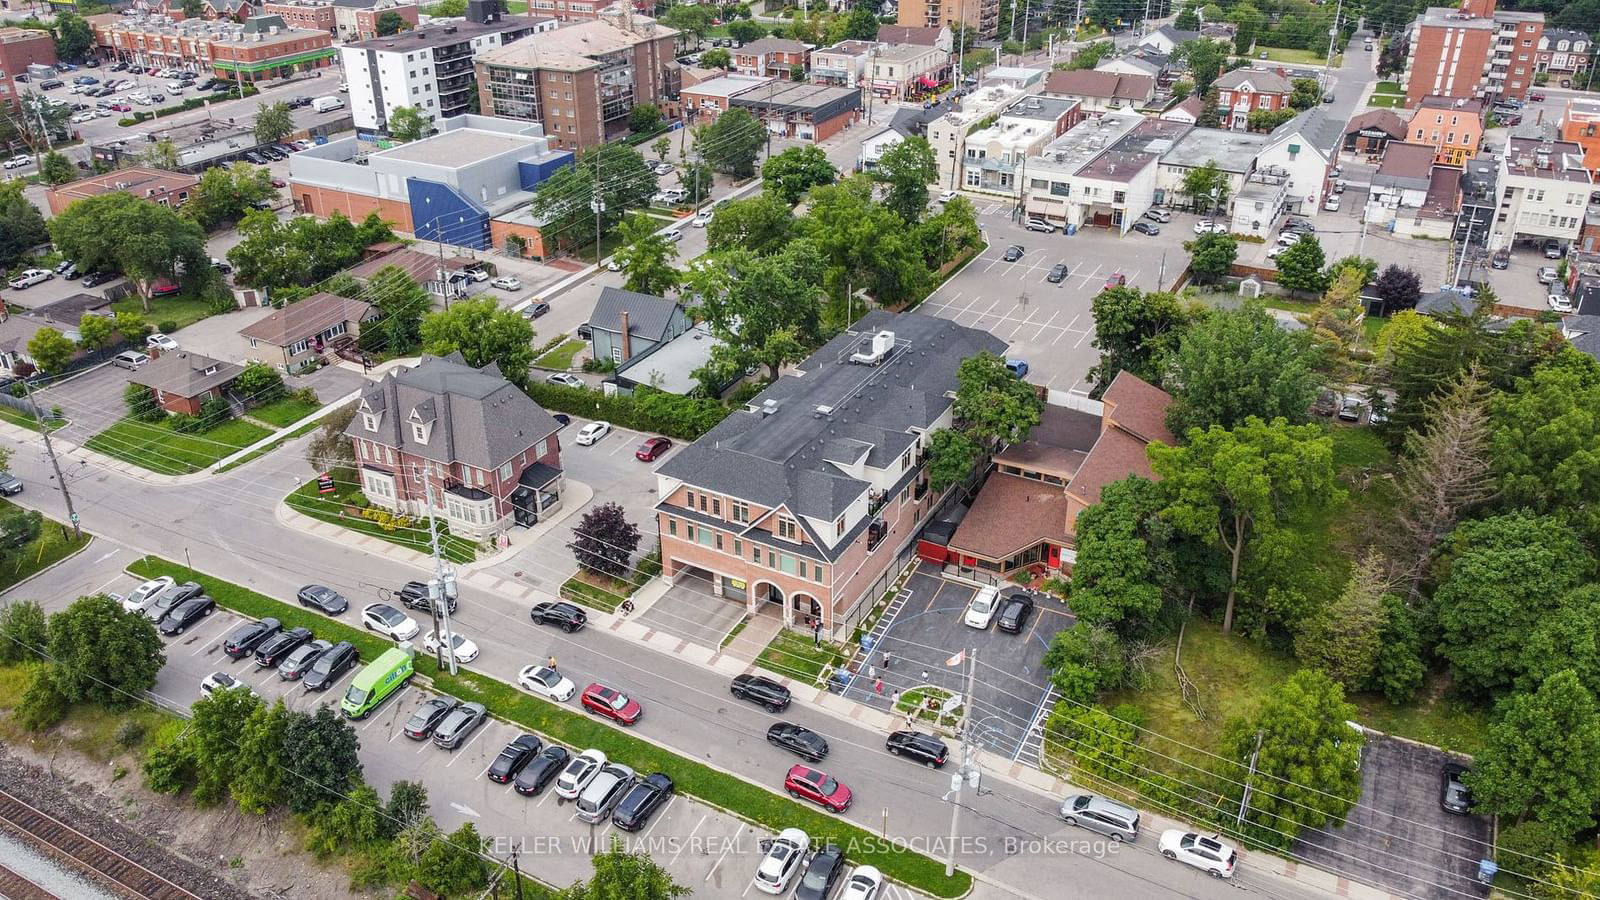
[760,399,779,417]
[850,329,895,365]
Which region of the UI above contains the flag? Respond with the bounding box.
[946,650,965,667]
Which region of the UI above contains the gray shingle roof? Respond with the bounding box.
[1562,315,1600,360]
[345,353,561,470]
[1269,106,1344,158]
[588,287,681,342]
[127,351,242,399]
[1417,289,1477,316]
[1215,68,1292,94]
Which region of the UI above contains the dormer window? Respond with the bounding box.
[411,421,431,443]
[362,413,379,431]
[777,517,798,541]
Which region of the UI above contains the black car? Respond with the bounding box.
[1441,763,1472,814]
[1046,263,1069,283]
[1002,245,1024,262]
[80,271,116,287]
[524,301,551,319]
[530,601,587,632]
[397,580,458,614]
[144,581,203,623]
[222,616,282,658]
[731,673,792,712]
[278,639,332,680]
[303,640,358,691]
[404,696,460,740]
[286,95,312,109]
[612,772,674,831]
[514,745,570,796]
[996,593,1035,634]
[486,734,543,783]
[433,702,488,749]
[766,722,829,762]
[297,584,348,615]
[1491,249,1510,269]
[157,596,215,635]
[259,146,286,161]
[794,845,845,900]
[552,413,571,428]
[886,730,949,768]
[0,472,22,495]
[254,626,313,667]
[242,150,267,164]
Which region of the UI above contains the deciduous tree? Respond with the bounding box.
[190,679,263,805]
[1372,264,1421,315]
[421,298,536,388]
[76,312,114,351]
[875,136,938,224]
[613,212,679,297]
[51,12,93,61]
[231,698,291,814]
[628,103,662,135]
[560,836,691,900]
[387,106,428,142]
[0,600,47,665]
[0,180,48,271]
[27,328,75,374]
[761,145,836,205]
[685,241,822,379]
[705,193,795,256]
[1276,233,1328,294]
[253,101,293,146]
[696,107,764,177]
[280,705,363,814]
[571,501,642,580]
[375,10,409,34]
[235,361,288,407]
[1179,159,1229,214]
[1087,287,1187,396]
[953,350,1043,445]
[1069,476,1167,636]
[1289,78,1322,110]
[306,404,357,473]
[1489,348,1600,542]
[1468,669,1600,839]
[528,145,656,250]
[925,428,981,492]
[1164,301,1319,435]
[183,163,277,231]
[1173,39,1230,94]
[1043,623,1129,704]
[359,264,429,356]
[50,192,207,309]
[801,175,930,306]
[1184,231,1236,283]
[415,822,488,897]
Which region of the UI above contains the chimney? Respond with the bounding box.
[619,310,632,361]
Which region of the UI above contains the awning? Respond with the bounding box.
[917,75,939,88]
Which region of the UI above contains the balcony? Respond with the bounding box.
[913,478,929,502]
[866,519,888,552]
[868,489,888,517]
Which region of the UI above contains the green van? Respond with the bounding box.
[342,647,415,719]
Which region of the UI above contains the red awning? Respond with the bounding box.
[918,75,939,88]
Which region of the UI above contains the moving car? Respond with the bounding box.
[795,845,846,900]
[1059,793,1141,842]
[996,593,1034,633]
[491,275,521,291]
[963,585,1000,629]
[432,701,487,748]
[278,639,333,680]
[200,670,258,698]
[1158,830,1237,879]
[0,473,23,496]
[296,584,348,615]
[222,617,282,658]
[784,764,852,812]
[1441,762,1472,814]
[513,744,570,796]
[840,865,884,900]
[635,436,672,461]
[576,763,636,823]
[530,600,587,632]
[254,626,313,667]
[753,828,810,895]
[546,372,584,388]
[884,730,948,767]
[158,596,216,635]
[404,696,459,740]
[487,734,543,783]
[581,682,642,725]
[555,749,607,800]
[421,629,480,664]
[518,663,577,701]
[3,155,31,170]
[1002,245,1024,262]
[612,772,673,831]
[575,421,611,445]
[1131,221,1159,235]
[121,576,176,614]
[730,673,791,712]
[522,301,550,319]
[145,332,178,352]
[342,647,415,718]
[1024,217,1056,233]
[361,602,420,641]
[1047,263,1069,283]
[691,209,714,227]
[767,722,829,761]
[8,269,53,289]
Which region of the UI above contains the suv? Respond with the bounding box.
[575,763,636,823]
[395,580,458,614]
[884,730,949,767]
[1544,239,1563,259]
[1142,208,1171,223]
[1024,217,1056,233]
[1059,793,1141,842]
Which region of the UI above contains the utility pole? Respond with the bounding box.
[944,648,978,878]
[418,463,459,675]
[20,378,79,540]
[1236,729,1264,827]
[1156,250,1167,289]
[1323,0,1344,93]
[591,148,604,261]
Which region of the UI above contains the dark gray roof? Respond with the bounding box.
[127,351,242,398]
[1150,25,1198,44]
[345,352,561,470]
[1562,315,1600,360]
[655,311,1005,558]
[1270,106,1343,158]
[588,287,681,342]
[1417,289,1477,316]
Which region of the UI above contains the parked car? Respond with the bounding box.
[1104,273,1127,289]
[112,350,150,370]
[730,673,792,712]
[1024,217,1056,233]
[884,730,948,768]
[254,626,313,667]
[278,639,333,680]
[546,372,584,388]
[1537,266,1560,284]
[403,697,460,740]
[486,734,543,783]
[1143,208,1171,223]
[8,269,52,289]
[396,579,457,614]
[432,701,488,749]
[784,765,852,812]
[612,772,673,831]
[635,436,672,461]
[996,593,1034,633]
[1549,292,1573,312]
[1192,220,1226,234]
[222,617,282,658]
[2,155,31,170]
[1006,358,1030,377]
[1323,196,1341,212]
[767,722,829,761]
[0,473,23,496]
[146,332,178,352]
[1046,263,1069,283]
[753,828,810,895]
[581,682,642,725]
[143,582,203,623]
[513,745,570,796]
[1544,239,1563,259]
[491,275,521,291]
[555,749,607,800]
[963,585,999,629]
[158,596,216,636]
[793,845,846,900]
[530,600,587,632]
[1338,396,1365,421]
[840,865,884,900]
[1530,91,1546,102]
[521,301,551,319]
[200,670,257,698]
[1060,793,1141,842]
[517,663,577,702]
[1441,762,1472,814]
[421,629,480,664]
[576,763,636,823]
[1491,249,1510,269]
[1002,245,1024,262]
[360,602,420,641]
[575,421,611,446]
[296,584,348,615]
[121,576,176,614]
[1158,830,1237,879]
[1131,220,1160,235]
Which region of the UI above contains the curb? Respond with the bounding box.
[0,534,94,599]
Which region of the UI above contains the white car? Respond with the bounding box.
[663,227,684,242]
[546,372,584,388]
[71,111,96,123]
[937,190,956,203]
[121,576,176,614]
[1266,244,1284,260]
[605,259,622,272]
[1323,196,1340,211]
[8,269,53,289]
[574,421,611,446]
[554,748,607,800]
[422,630,480,664]
[145,332,178,352]
[200,671,259,698]
[491,275,521,291]
[3,155,30,170]
[840,865,884,900]
[753,828,811,895]
[1159,830,1237,879]
[465,268,490,283]
[963,586,999,629]
[1192,220,1226,234]
[518,663,577,702]
[691,209,714,227]
[361,602,420,641]
[1549,292,1573,312]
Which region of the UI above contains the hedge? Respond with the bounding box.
[127,555,972,898]
[523,382,730,440]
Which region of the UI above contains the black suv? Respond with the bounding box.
[730,674,791,712]
[254,626,313,667]
[396,580,458,613]
[885,730,949,768]
[530,601,586,632]
[222,617,282,658]
[303,641,358,691]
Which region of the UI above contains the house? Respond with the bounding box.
[876,23,950,51]
[127,351,244,415]
[1536,28,1591,77]
[1159,94,1204,125]
[585,287,693,367]
[1367,142,1461,238]
[1344,109,1409,156]
[1213,68,1292,130]
[731,37,808,78]
[1254,106,1344,218]
[654,311,1003,630]
[858,104,943,168]
[958,95,1081,197]
[1038,69,1155,116]
[614,322,729,396]
[1096,53,1161,80]
[46,166,200,217]
[346,353,565,539]
[1416,288,1480,316]
[810,39,879,88]
[345,247,476,298]
[239,291,377,373]
[730,81,863,142]
[679,74,771,125]
[1139,24,1198,55]
[1561,314,1600,360]
[1406,96,1485,166]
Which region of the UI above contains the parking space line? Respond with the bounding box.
[642,797,674,839]
[706,823,744,884]
[671,813,706,866]
[445,727,488,766]
[537,787,555,808]
[968,298,1001,326]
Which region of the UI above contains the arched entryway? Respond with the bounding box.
[791,592,823,630]
[750,581,788,623]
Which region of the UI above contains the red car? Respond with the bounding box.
[635,436,672,462]
[784,764,852,812]
[110,102,130,112]
[270,178,287,188]
[1104,273,1127,289]
[149,277,180,297]
[1529,92,1546,102]
[580,682,642,725]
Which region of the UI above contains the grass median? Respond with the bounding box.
[127,555,973,898]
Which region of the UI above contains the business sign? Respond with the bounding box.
[317,472,336,494]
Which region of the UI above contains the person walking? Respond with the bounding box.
[882,651,892,669]
[547,654,558,671]
[874,677,884,695]
[867,664,878,681]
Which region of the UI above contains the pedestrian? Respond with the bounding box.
[868,664,877,681]
[890,689,900,707]
[904,709,916,728]
[874,677,884,695]
[882,651,892,669]
[547,654,557,671]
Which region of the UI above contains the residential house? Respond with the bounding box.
[346,352,565,539]
[1487,135,1593,256]
[1253,106,1344,218]
[731,37,808,78]
[585,287,693,367]
[1406,96,1485,165]
[980,66,1045,91]
[1038,69,1155,116]
[1214,68,1292,130]
[46,166,200,216]
[1535,27,1590,78]
[858,104,943,169]
[1159,94,1204,124]
[614,322,729,396]
[809,39,878,88]
[1560,314,1600,360]
[1095,53,1161,80]
[1366,142,1460,237]
[127,351,243,415]
[239,291,377,372]
[1139,24,1198,55]
[1344,108,1409,156]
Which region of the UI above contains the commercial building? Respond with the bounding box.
[287,115,572,250]
[91,12,335,81]
[523,0,610,21]
[1020,112,1179,233]
[654,311,1005,631]
[1535,27,1590,78]
[473,14,678,151]
[0,28,55,110]
[1038,69,1155,116]
[45,166,200,216]
[894,0,996,37]
[731,37,807,78]
[732,80,861,142]
[1365,141,1460,238]
[1344,109,1409,157]
[1404,96,1485,167]
[875,24,948,50]
[1153,126,1271,212]
[865,41,948,101]
[925,82,1024,189]
[958,94,1080,197]
[1253,106,1344,218]
[1402,0,1544,106]
[330,0,419,41]
[1559,97,1600,174]
[1213,68,1292,130]
[809,39,877,88]
[341,3,556,133]
[261,0,336,32]
[1487,136,1592,255]
[678,73,769,125]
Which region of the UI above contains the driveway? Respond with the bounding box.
[35,363,131,443]
[1294,735,1491,900]
[638,571,749,649]
[164,305,276,365]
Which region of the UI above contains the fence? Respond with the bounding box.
[0,391,54,423]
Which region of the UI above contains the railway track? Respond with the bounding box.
[0,860,60,900]
[0,787,204,900]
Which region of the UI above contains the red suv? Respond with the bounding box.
[1104,273,1127,289]
[635,436,672,461]
[784,764,852,812]
[580,682,642,725]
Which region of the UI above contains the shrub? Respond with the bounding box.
[292,386,319,406]
[168,412,204,434]
[235,361,287,407]
[16,665,70,732]
[115,718,147,749]
[158,320,178,334]
[522,382,730,441]
[141,733,195,794]
[1497,821,1566,882]
[0,601,48,664]
[360,507,414,533]
[199,395,232,428]
[123,383,165,423]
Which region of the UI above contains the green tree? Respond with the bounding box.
[1195,86,1222,129]
[1150,417,1338,634]
[696,107,764,177]
[123,383,164,422]
[560,836,691,900]
[27,328,76,374]
[1068,476,1167,636]
[1276,233,1328,294]
[705,193,794,256]
[10,92,71,157]
[421,298,536,388]
[686,240,823,379]
[383,780,430,838]
[1086,286,1187,396]
[1174,3,1199,29]
[1289,78,1322,110]
[761,145,836,205]
[613,212,679,297]
[49,192,207,310]
[181,0,205,16]
[1065,40,1115,69]
[307,783,386,856]
[235,360,288,407]
[1294,551,1391,689]
[0,180,49,270]
[953,350,1043,445]
[912,193,983,270]
[427,0,466,13]
[280,705,363,814]
[387,105,428,142]
[839,4,880,40]
[652,136,671,162]
[113,311,149,342]
[139,139,181,171]
[700,47,732,69]
[231,698,291,814]
[628,103,662,134]
[727,19,766,43]
[925,428,982,492]
[0,600,48,664]
[528,144,656,251]
[1374,595,1426,703]
[227,210,383,291]
[680,159,715,205]
[306,404,357,473]
[801,175,930,306]
[1046,702,1143,786]
[76,313,114,351]
[190,677,263,805]
[661,3,715,41]
[1303,265,1367,385]
[415,821,488,897]
[1519,586,1600,699]
[253,101,293,145]
[374,9,409,34]
[38,150,74,186]
[875,135,938,224]
[1173,38,1231,94]
[1180,159,1229,214]
[358,264,428,356]
[1165,302,1319,435]
[1247,108,1297,132]
[1230,2,1263,53]
[51,12,92,61]
[1043,623,1128,704]
[1468,670,1600,839]
[184,163,277,231]
[1490,348,1600,542]
[1184,231,1237,283]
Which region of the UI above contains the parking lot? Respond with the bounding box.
[1294,736,1491,900]
[843,565,1072,761]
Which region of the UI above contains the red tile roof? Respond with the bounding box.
[947,473,1072,560]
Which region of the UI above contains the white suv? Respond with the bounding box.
[753,828,810,894]
[554,749,606,800]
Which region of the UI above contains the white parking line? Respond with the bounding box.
[642,797,674,839]
[1030,310,1062,343]
[536,786,556,808]
[705,823,743,883]
[670,813,706,866]
[967,297,1001,326]
[445,725,488,766]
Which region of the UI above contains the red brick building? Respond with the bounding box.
[92,14,333,83]
[46,166,201,216]
[1403,0,1544,106]
[0,27,56,111]
[1214,68,1291,130]
[731,37,808,78]
[126,351,243,415]
[260,0,336,32]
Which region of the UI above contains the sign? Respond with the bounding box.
[317,472,336,494]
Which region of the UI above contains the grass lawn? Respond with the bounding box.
[214,417,322,473]
[559,570,635,613]
[756,628,846,685]
[85,416,272,475]
[249,396,323,427]
[534,338,586,371]
[1252,47,1329,65]
[109,293,218,331]
[0,500,90,591]
[574,230,630,264]
[1367,95,1406,108]
[0,662,176,764]
[284,467,477,563]
[1374,81,1403,94]
[0,404,63,432]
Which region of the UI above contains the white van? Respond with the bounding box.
[312,95,345,113]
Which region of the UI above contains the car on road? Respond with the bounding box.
[1338,396,1365,421]
[200,670,258,698]
[8,269,52,289]
[555,748,607,800]
[143,581,203,623]
[361,603,419,641]
[403,697,459,740]
[81,271,116,287]
[487,734,544,783]
[1024,217,1056,233]
[635,436,672,461]
[612,771,673,831]
[491,275,521,291]
[1158,830,1237,879]
[145,332,178,352]
[1001,245,1024,262]
[1046,263,1069,283]
[254,626,313,667]
[1131,220,1160,235]
[158,596,216,635]
[1059,793,1141,842]
[784,764,852,812]
[581,682,642,725]
[0,473,22,496]
[654,187,687,204]
[518,663,577,701]
[1441,762,1473,814]
[1550,292,1573,312]
[753,828,810,895]
[651,161,674,175]
[121,576,176,614]
[730,673,792,712]
[222,617,282,658]
[278,639,333,680]
[1530,91,1546,102]
[963,585,999,629]
[432,701,488,749]
[663,227,683,242]
[396,579,458,614]
[936,190,956,203]
[530,600,587,632]
[2,155,30,170]
[575,421,611,445]
[767,722,829,761]
[521,301,551,319]
[1537,265,1560,284]
[576,763,636,823]
[514,744,570,796]
[296,584,348,615]
[884,730,948,768]
[840,865,884,900]
[1143,208,1171,223]
[421,629,480,664]
[795,844,846,900]
[691,209,713,227]
[996,592,1034,633]
[546,372,584,388]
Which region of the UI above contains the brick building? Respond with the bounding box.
[126,351,243,415]
[1559,97,1600,175]
[523,0,609,22]
[1402,0,1544,106]
[45,166,201,216]
[731,37,807,78]
[91,13,333,82]
[894,0,996,38]
[0,28,55,110]
[1406,95,1485,166]
[1213,68,1291,130]
[1535,27,1590,78]
[261,0,336,31]
[809,39,878,88]
[334,0,418,40]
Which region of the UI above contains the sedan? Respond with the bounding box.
[1338,396,1365,422]
[795,845,846,900]
[143,582,203,623]
[937,190,957,203]
[546,372,584,388]
[731,673,791,712]
[157,596,216,636]
[491,275,521,291]
[1323,196,1340,212]
[1045,263,1069,284]
[361,603,420,641]
[581,683,642,725]
[304,641,358,691]
[1158,830,1237,879]
[691,209,714,227]
[200,670,258,698]
[277,639,333,680]
[254,626,313,667]
[1549,292,1574,313]
[81,271,117,287]
[996,593,1034,634]
[840,865,884,900]
[784,764,852,812]
[404,696,460,740]
[522,301,551,319]
[222,617,282,658]
[1441,763,1472,814]
[767,722,829,761]
[530,601,587,632]
[422,630,480,664]
[612,772,674,831]
[296,584,348,615]
[1001,245,1024,262]
[0,473,22,496]
[1491,250,1510,269]
[432,701,488,749]
[635,436,672,461]
[487,734,543,783]
[574,421,611,446]
[555,749,607,800]
[514,745,571,796]
[518,663,577,702]
[1131,220,1160,235]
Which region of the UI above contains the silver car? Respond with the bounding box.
[575,763,636,823]
[1059,793,1141,842]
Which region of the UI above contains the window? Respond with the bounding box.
[686,490,695,508]
[697,527,714,548]
[778,517,797,540]
[751,544,761,563]
[499,461,512,481]
[731,501,749,523]
[611,346,622,361]
[362,413,378,431]
[698,494,707,512]
[733,538,742,556]
[290,338,310,356]
[835,516,845,537]
[359,442,368,460]
[668,518,677,536]
[1415,129,1424,139]
[710,497,721,517]
[411,422,428,442]
[813,564,823,583]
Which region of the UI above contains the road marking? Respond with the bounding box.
[1007,307,1039,340]
[446,725,489,766]
[537,786,555,808]
[705,823,743,883]
[968,297,1001,326]
[642,797,674,839]
[449,802,480,818]
[1031,309,1062,343]
[670,813,706,865]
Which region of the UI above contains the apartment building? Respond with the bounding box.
[1213,68,1291,130]
[1488,136,1593,255]
[1402,0,1544,106]
[731,37,807,78]
[1406,95,1485,166]
[654,311,1005,631]
[958,94,1080,197]
[474,15,678,151]
[865,41,948,101]
[1253,106,1344,218]
[341,3,555,133]
[809,39,878,88]
[1020,114,1187,234]
[895,0,996,37]
[0,27,54,110]
[91,12,334,81]
[925,82,1024,189]
[1559,97,1600,174]
[1535,28,1590,77]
